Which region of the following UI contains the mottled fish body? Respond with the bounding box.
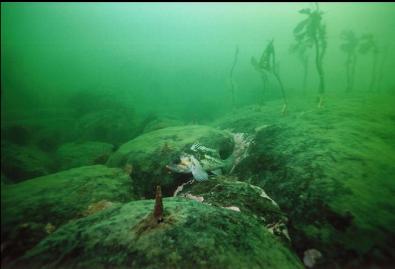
[190,156,208,181]
[167,135,253,181]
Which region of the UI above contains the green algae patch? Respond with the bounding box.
[12,198,303,269]
[107,125,234,197]
[1,165,136,261]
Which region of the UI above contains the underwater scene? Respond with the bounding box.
[1,2,395,269]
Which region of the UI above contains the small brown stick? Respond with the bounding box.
[153,185,164,223]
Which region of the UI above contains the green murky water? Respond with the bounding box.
[1,3,395,269]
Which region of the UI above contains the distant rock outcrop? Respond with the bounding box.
[56,141,114,171]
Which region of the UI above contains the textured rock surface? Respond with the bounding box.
[1,165,135,261]
[12,198,303,269]
[1,141,51,182]
[175,177,283,223]
[213,97,395,267]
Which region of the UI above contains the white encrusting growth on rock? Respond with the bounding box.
[303,249,323,268]
[250,184,278,207]
[229,132,254,174]
[173,180,194,197]
[223,206,241,212]
[179,192,205,203]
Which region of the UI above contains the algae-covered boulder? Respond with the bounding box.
[1,165,135,261]
[213,98,395,267]
[56,141,114,171]
[107,125,234,197]
[13,198,303,269]
[175,176,290,242]
[1,141,51,182]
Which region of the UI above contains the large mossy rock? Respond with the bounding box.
[107,125,234,197]
[55,141,114,171]
[213,98,395,267]
[12,198,303,269]
[1,165,135,261]
[1,141,51,183]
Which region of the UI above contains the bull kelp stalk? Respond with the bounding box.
[340,30,359,92]
[359,33,379,92]
[294,3,327,108]
[377,43,390,92]
[251,55,268,105]
[229,45,239,111]
[271,44,288,116]
[251,40,288,115]
[251,40,274,105]
[153,185,163,223]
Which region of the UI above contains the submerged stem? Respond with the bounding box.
[153,185,164,223]
[229,45,239,110]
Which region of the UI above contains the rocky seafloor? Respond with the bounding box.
[2,94,395,268]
